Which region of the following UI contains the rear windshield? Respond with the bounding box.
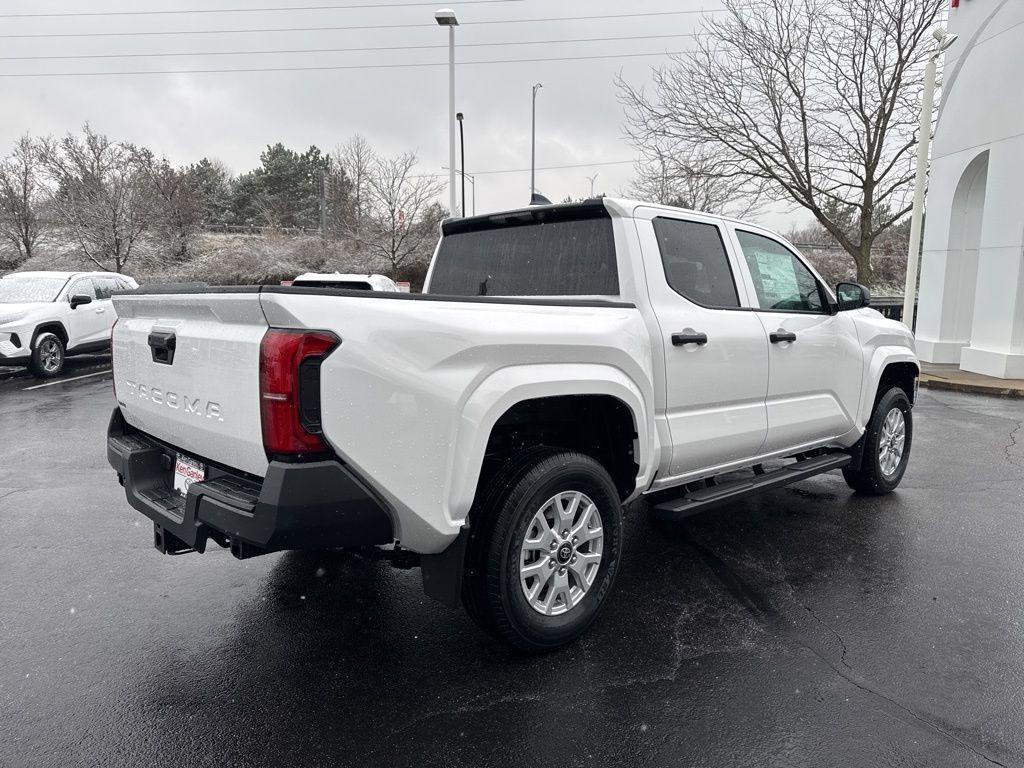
[292,280,373,291]
[428,205,619,297]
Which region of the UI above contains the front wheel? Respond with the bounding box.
[29,332,65,378]
[843,386,913,494]
[462,451,623,652]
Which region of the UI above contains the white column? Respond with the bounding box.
[902,56,937,329]
[959,138,1024,379]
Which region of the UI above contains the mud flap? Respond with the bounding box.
[420,526,469,607]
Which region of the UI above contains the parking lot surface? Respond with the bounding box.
[1,375,1022,767]
[0,353,111,388]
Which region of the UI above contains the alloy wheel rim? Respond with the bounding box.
[40,339,62,373]
[519,490,604,616]
[878,407,906,478]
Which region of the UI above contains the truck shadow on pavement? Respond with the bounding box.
[128,476,984,768]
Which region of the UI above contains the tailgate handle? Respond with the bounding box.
[147,330,176,365]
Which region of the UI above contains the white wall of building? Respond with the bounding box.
[916,0,1024,378]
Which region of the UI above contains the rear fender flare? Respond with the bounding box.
[445,363,655,528]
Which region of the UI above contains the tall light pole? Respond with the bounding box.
[902,27,958,330]
[457,111,466,218]
[531,82,542,199]
[586,173,599,198]
[435,8,458,217]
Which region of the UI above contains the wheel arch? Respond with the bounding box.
[31,321,69,348]
[857,347,919,430]
[446,363,656,528]
[876,361,919,406]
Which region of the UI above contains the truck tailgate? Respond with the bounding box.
[111,291,270,477]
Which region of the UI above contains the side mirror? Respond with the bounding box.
[69,294,93,309]
[835,282,870,311]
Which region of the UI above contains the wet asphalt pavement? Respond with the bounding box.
[1,373,1022,768]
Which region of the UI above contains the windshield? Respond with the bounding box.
[0,276,68,303]
[292,280,373,290]
[428,204,619,297]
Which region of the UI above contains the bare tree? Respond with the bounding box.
[620,0,945,285]
[0,135,49,267]
[626,144,763,218]
[142,153,203,261]
[348,150,445,278]
[334,135,376,239]
[40,124,155,274]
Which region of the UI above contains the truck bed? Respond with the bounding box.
[111,284,653,552]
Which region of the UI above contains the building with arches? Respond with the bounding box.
[916,0,1024,379]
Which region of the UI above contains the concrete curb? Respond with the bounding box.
[919,376,1024,399]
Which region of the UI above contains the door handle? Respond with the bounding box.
[770,330,797,344]
[672,331,708,346]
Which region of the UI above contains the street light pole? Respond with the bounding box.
[902,28,958,330]
[457,112,465,218]
[435,9,459,217]
[531,82,542,198]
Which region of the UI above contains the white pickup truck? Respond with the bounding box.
[107,199,918,651]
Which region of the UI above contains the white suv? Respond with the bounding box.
[0,270,138,378]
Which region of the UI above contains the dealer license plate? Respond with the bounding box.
[173,455,206,497]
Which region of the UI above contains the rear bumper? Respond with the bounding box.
[106,408,394,557]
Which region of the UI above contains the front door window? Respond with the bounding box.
[736,231,825,313]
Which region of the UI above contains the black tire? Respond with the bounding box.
[843,386,913,495]
[462,450,623,652]
[29,331,65,378]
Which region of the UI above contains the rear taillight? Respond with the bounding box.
[259,328,340,457]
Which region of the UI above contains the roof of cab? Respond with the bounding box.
[440,197,743,232]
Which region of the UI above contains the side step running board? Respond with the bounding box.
[651,452,851,522]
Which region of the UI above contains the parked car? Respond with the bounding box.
[105,199,917,651]
[290,272,399,291]
[0,270,138,378]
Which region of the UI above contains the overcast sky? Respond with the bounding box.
[0,0,800,230]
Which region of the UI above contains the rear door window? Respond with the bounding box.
[93,278,120,300]
[429,205,618,297]
[652,217,739,308]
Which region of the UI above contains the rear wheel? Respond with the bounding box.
[462,451,623,652]
[843,386,913,494]
[29,332,65,378]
